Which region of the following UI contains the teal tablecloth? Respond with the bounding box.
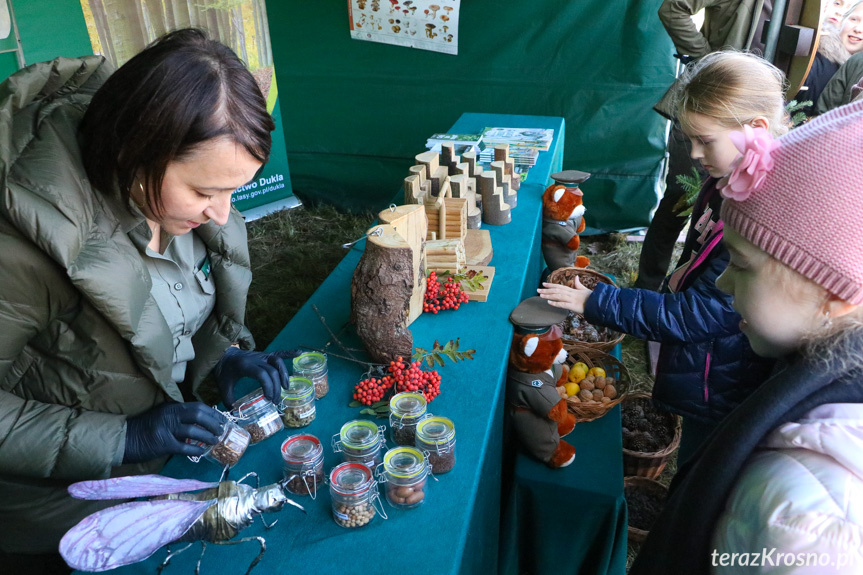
[500,391,627,575]
[81,113,620,575]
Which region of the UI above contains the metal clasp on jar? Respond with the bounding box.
[286,469,320,499]
[370,484,389,520]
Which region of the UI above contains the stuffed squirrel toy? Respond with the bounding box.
[542,170,591,271]
[507,297,577,468]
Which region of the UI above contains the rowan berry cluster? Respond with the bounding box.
[388,357,442,402]
[353,357,442,405]
[352,376,391,405]
[423,271,469,314]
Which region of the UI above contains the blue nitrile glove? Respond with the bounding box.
[123,402,226,464]
[212,347,301,407]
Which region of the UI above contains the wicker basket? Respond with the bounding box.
[624,476,668,544]
[562,347,630,423]
[621,392,681,479]
[547,267,625,352]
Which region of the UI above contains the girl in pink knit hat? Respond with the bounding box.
[539,52,787,463]
[629,100,863,574]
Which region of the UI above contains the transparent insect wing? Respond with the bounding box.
[60,499,214,571]
[69,474,219,500]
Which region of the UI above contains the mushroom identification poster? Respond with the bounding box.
[348,0,460,55]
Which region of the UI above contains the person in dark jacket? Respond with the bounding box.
[794,26,851,116]
[0,30,289,572]
[629,99,863,575]
[539,53,786,462]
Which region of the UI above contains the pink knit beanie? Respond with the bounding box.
[719,100,863,304]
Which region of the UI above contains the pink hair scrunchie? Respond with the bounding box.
[719,125,780,202]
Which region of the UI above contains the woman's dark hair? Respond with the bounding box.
[79,28,274,211]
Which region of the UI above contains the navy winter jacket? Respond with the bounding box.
[584,181,774,423]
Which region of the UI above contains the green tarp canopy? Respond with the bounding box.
[269,0,676,231]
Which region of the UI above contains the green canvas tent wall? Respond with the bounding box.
[268,0,676,231]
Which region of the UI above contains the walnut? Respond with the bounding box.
[581,379,595,391]
[594,376,607,390]
[600,396,612,404]
[604,384,617,398]
[578,389,594,402]
[592,389,604,401]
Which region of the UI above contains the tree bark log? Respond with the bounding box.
[351,232,415,363]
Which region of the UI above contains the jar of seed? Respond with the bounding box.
[187,418,250,468]
[329,462,385,528]
[280,377,316,428]
[281,434,325,498]
[332,419,386,470]
[231,389,284,444]
[389,392,428,446]
[293,352,329,399]
[377,447,429,509]
[415,416,456,474]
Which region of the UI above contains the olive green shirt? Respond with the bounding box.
[120,208,217,384]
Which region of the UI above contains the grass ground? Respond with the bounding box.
[244,205,682,571]
[244,204,376,348]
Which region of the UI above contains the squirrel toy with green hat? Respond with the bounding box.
[507,297,577,468]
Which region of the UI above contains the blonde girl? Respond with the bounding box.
[539,52,788,463]
[629,99,863,575]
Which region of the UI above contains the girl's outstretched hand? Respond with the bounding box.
[537,278,593,314]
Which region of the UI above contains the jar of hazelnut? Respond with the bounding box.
[231,389,284,444]
[415,416,456,474]
[281,434,325,498]
[332,419,386,470]
[389,392,429,446]
[187,418,250,468]
[329,462,386,528]
[292,352,329,399]
[376,446,429,509]
[279,377,316,428]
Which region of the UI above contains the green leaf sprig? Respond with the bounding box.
[786,99,813,128]
[672,166,704,218]
[412,338,476,368]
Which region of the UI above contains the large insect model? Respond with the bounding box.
[60,473,305,574]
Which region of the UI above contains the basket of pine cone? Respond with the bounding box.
[621,392,681,479]
[624,476,668,544]
[548,267,625,353]
[559,347,630,423]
